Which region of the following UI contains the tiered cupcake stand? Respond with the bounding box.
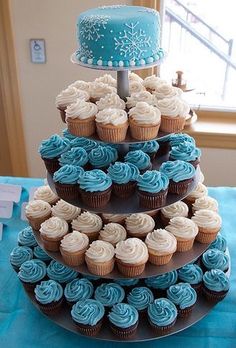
[25,58,229,341]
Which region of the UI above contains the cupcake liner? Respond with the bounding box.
[147,152,157,161]
[11,264,20,273]
[38,297,64,314]
[96,122,128,143]
[148,251,174,265]
[127,231,149,240]
[177,304,195,318]
[110,322,138,338]
[196,227,220,244]
[138,189,168,209]
[160,115,185,133]
[148,317,176,334]
[54,182,80,201]
[67,116,95,137]
[189,158,200,169]
[139,163,153,175]
[82,231,99,242]
[129,118,160,141]
[169,178,193,195]
[21,279,43,292]
[202,285,228,302]
[116,259,146,277]
[146,209,159,218]
[160,213,170,227]
[42,157,60,175]
[176,237,195,252]
[57,106,66,123]
[191,282,203,294]
[26,213,52,231]
[41,234,63,252]
[80,187,112,208]
[74,319,103,336]
[157,142,171,157]
[112,182,137,198]
[85,256,114,276]
[60,247,87,266]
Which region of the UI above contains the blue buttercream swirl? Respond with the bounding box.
[64,278,94,303]
[125,150,151,170]
[47,260,78,283]
[53,165,84,184]
[159,160,195,182]
[137,170,169,193]
[18,226,37,247]
[129,141,159,154]
[70,137,97,152]
[145,271,178,290]
[94,283,125,307]
[78,169,112,192]
[33,246,51,262]
[34,280,63,304]
[10,246,33,268]
[59,147,88,167]
[169,133,196,147]
[170,142,201,162]
[202,248,229,271]
[167,282,197,309]
[88,145,118,168]
[203,269,230,292]
[18,259,47,283]
[148,298,177,327]
[178,264,203,285]
[108,162,139,184]
[127,287,154,311]
[39,134,71,159]
[71,299,105,326]
[108,303,139,328]
[62,128,77,141]
[209,234,227,252]
[114,278,139,287]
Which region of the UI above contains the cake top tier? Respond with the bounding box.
[76,5,164,68]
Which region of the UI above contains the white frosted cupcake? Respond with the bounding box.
[33,185,59,205]
[89,81,116,102]
[101,213,129,225]
[192,196,219,214]
[125,213,155,238]
[40,216,68,251]
[99,223,127,246]
[60,231,89,266]
[191,209,222,244]
[128,102,161,140]
[145,229,177,265]
[143,75,167,92]
[68,80,91,94]
[128,72,143,83]
[51,199,81,222]
[25,200,51,230]
[185,183,208,205]
[126,91,155,109]
[166,217,198,252]
[152,84,182,100]
[71,212,103,241]
[115,238,149,277]
[96,93,125,111]
[94,74,117,87]
[129,81,145,94]
[161,201,189,226]
[85,240,115,276]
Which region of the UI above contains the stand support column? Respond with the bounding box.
[117,70,129,100]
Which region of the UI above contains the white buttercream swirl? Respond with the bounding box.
[72,212,103,234]
[86,240,114,262]
[99,223,127,246]
[199,169,205,183]
[143,75,167,90]
[115,238,149,264]
[89,82,116,99]
[161,201,189,219]
[96,108,128,126]
[60,231,89,252]
[129,81,145,94]
[166,217,198,239]
[126,91,155,108]
[129,101,161,125]
[33,185,58,204]
[192,196,219,213]
[145,229,177,254]
[191,209,222,229]
[152,84,183,100]
[40,216,68,238]
[157,97,190,118]
[186,183,208,200]
[128,72,143,83]
[25,200,51,218]
[51,199,81,220]
[125,213,155,236]
[96,93,125,111]
[65,99,98,120]
[55,86,86,108]
[68,80,91,94]
[102,213,129,223]
[94,74,117,87]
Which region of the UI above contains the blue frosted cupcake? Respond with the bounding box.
[64,278,94,306]
[108,303,139,338]
[108,162,139,198]
[169,142,201,168]
[167,282,197,317]
[33,245,51,264]
[18,226,37,247]
[47,260,78,285]
[71,299,105,336]
[94,283,125,309]
[169,133,195,147]
[88,145,118,170]
[160,160,195,194]
[62,128,77,141]
[10,246,33,272]
[129,141,159,160]
[18,259,47,291]
[209,234,227,252]
[53,164,84,200]
[125,150,152,174]
[78,169,112,208]
[59,147,89,167]
[137,170,169,209]
[148,298,177,333]
[157,135,171,156]
[178,263,203,292]
[145,270,178,296]
[114,278,139,294]
[202,269,230,302]
[202,248,229,272]
[127,287,154,315]
[35,279,63,314]
[70,137,97,152]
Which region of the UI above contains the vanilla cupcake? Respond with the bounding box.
[33,185,59,205]
[72,212,103,241]
[145,229,177,265]
[85,240,115,276]
[40,216,68,251]
[191,209,222,244]
[94,74,117,87]
[25,200,51,230]
[101,213,129,225]
[68,80,91,94]
[51,199,81,222]
[184,183,208,206]
[96,93,125,111]
[143,75,167,92]
[60,231,89,266]
[192,196,218,214]
[115,238,149,277]
[166,217,198,252]
[89,82,116,102]
[126,91,155,109]
[128,102,161,140]
[125,213,155,238]
[99,223,127,246]
[66,99,98,137]
[128,72,143,83]
[152,84,182,100]
[161,201,189,226]
[95,108,128,142]
[129,81,145,94]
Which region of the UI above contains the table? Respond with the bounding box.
[0,176,235,348]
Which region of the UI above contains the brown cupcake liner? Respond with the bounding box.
[129,118,160,141]
[148,251,174,265]
[74,318,103,336]
[96,122,128,143]
[146,209,159,218]
[169,178,193,195]
[138,189,168,209]
[177,304,195,318]
[157,142,171,157]
[42,157,60,175]
[202,286,228,302]
[191,282,203,294]
[160,115,185,133]
[41,234,64,252]
[85,256,114,276]
[21,279,43,292]
[57,106,66,123]
[112,182,137,198]
[80,187,112,208]
[196,231,219,244]
[189,158,200,169]
[110,321,138,338]
[160,213,170,227]
[148,317,176,334]
[139,163,153,175]
[60,247,87,266]
[11,264,20,273]
[176,237,195,252]
[54,182,80,201]
[38,297,64,315]
[26,213,52,231]
[82,231,99,242]
[127,231,149,239]
[67,116,95,137]
[101,216,126,226]
[116,259,146,277]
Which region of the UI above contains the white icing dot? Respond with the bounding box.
[110,56,113,59]
[87,58,93,64]
[97,59,103,66]
[110,30,113,33]
[118,61,124,67]
[108,61,113,67]
[81,56,86,62]
[147,57,154,63]
[140,59,146,65]
[130,60,135,66]
[101,46,104,48]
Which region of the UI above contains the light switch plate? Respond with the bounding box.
[30,39,46,63]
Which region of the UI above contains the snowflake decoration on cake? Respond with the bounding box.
[99,5,127,9]
[78,42,93,59]
[79,15,110,41]
[114,22,151,60]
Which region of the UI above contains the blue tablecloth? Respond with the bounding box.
[0,176,235,348]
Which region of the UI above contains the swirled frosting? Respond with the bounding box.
[95,283,125,307]
[18,226,37,247]
[108,162,139,184]
[145,229,177,254]
[143,75,167,90]
[209,234,227,252]
[170,142,201,161]
[153,84,182,100]
[161,201,189,219]
[68,80,91,93]
[129,102,161,125]
[86,240,115,262]
[127,287,154,311]
[18,259,47,283]
[39,134,71,159]
[64,278,94,303]
[88,145,118,168]
[65,99,98,120]
[94,74,117,87]
[99,223,127,246]
[114,278,139,287]
[126,91,155,108]
[102,213,129,223]
[166,217,198,239]
[167,282,197,309]
[33,246,51,262]
[170,133,196,147]
[192,196,219,213]
[144,271,178,290]
[129,81,145,94]
[25,200,51,219]
[96,108,128,126]
[35,280,63,304]
[128,72,143,83]
[148,298,177,326]
[55,86,84,108]
[96,93,125,110]
[33,185,58,204]
[202,248,229,271]
[191,209,222,230]
[157,97,190,118]
[115,238,148,264]
[89,81,116,99]
[47,260,78,283]
[60,231,89,253]
[53,165,84,184]
[51,200,80,221]
[59,147,89,167]
[40,217,68,239]
[72,212,102,234]
[186,183,208,200]
[108,303,138,328]
[137,170,169,193]
[178,263,203,284]
[159,160,195,182]
[71,299,105,326]
[70,137,97,152]
[78,169,112,192]
[62,128,78,141]
[203,269,229,292]
[125,150,151,170]
[10,246,33,267]
[129,141,159,154]
[125,213,155,236]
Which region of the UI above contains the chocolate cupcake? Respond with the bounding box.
[129,140,159,160]
[127,287,154,316]
[69,137,97,152]
[124,150,152,174]
[64,278,94,306]
[144,270,178,297]
[18,259,47,292]
[108,162,139,198]
[202,269,229,302]
[178,263,203,293]
[10,246,33,272]
[201,249,229,272]
[53,164,84,200]
[59,147,89,168]
[108,303,139,338]
[35,279,64,314]
[169,141,201,168]
[88,145,118,171]
[148,298,177,333]
[94,283,125,311]
[33,245,52,264]
[169,133,196,147]
[209,234,227,252]
[113,278,140,295]
[167,282,197,317]
[46,260,78,285]
[18,226,38,247]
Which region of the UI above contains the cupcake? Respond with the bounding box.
[124,150,152,174]
[62,128,78,142]
[159,160,195,195]
[71,299,105,336]
[167,282,197,317]
[72,212,102,241]
[161,201,189,226]
[169,133,196,147]
[18,259,47,291]
[125,213,155,239]
[143,75,167,92]
[129,81,145,94]
[184,183,208,206]
[129,72,143,84]
[114,278,139,293]
[95,108,128,143]
[34,279,64,314]
[169,142,201,168]
[108,303,139,338]
[137,170,169,209]
[127,287,154,315]
[165,217,198,252]
[202,269,229,302]
[99,223,127,246]
[69,137,97,152]
[68,80,91,93]
[145,229,177,265]
[201,249,229,272]
[145,271,178,296]
[101,213,129,225]
[59,147,89,168]
[39,217,68,251]
[51,199,81,222]
[33,245,52,264]
[115,238,149,277]
[209,234,227,252]
[33,185,59,205]
[192,196,219,214]
[78,169,112,208]
[178,263,203,292]
[53,164,84,200]
[89,81,116,102]
[94,283,125,309]
[60,231,89,266]
[25,200,51,231]
[94,74,117,87]
[88,145,118,171]
[191,209,222,244]
[46,260,78,285]
[38,134,70,174]
[10,246,33,272]
[153,84,182,100]
[108,162,139,198]
[85,240,115,276]
[129,140,159,160]
[18,226,38,247]
[126,91,155,109]
[64,278,94,306]
[156,134,171,156]
[148,298,177,333]
[128,102,161,140]
[96,93,125,111]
